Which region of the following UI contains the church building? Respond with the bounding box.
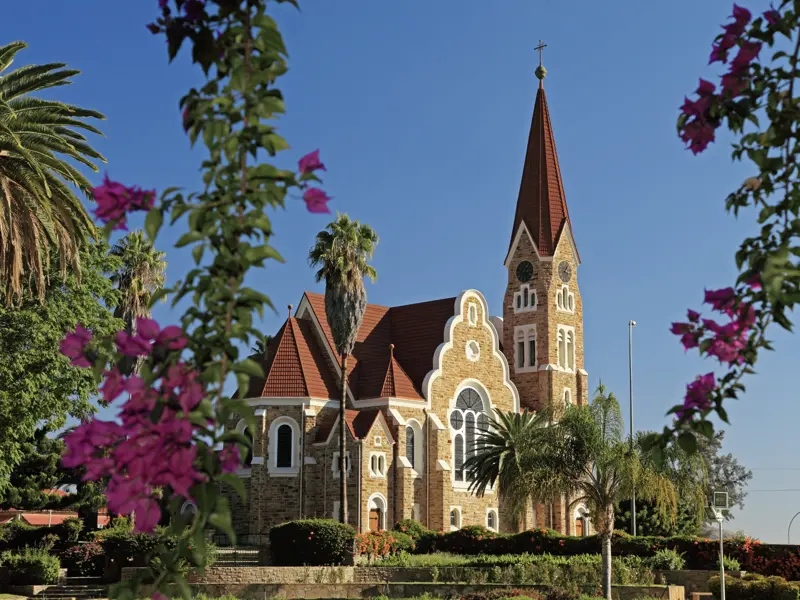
[225,62,591,538]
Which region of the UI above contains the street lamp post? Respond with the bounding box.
[788,511,800,544]
[628,320,637,537]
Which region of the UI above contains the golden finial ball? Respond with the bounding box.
[535,65,547,80]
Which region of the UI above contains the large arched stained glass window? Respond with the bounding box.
[450,388,487,483]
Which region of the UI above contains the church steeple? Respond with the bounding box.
[509,47,578,260]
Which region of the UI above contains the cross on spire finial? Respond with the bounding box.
[535,40,547,66]
[534,39,548,85]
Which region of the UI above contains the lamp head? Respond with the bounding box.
[629,320,637,327]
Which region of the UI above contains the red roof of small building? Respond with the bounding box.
[510,81,578,259]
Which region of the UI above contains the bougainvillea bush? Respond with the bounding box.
[60,542,104,576]
[54,0,331,598]
[269,519,356,566]
[662,1,800,451]
[356,530,414,560]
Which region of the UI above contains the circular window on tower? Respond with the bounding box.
[466,340,480,362]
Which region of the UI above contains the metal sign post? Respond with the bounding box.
[711,491,729,600]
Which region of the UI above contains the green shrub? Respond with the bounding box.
[356,530,414,559]
[394,519,431,541]
[59,542,104,576]
[709,573,800,600]
[644,548,686,571]
[61,518,84,543]
[2,547,61,584]
[269,519,355,566]
[460,590,543,600]
[719,555,742,571]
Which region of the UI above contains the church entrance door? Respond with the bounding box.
[574,517,584,537]
[369,508,382,531]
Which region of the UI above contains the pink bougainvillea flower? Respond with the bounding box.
[136,318,161,341]
[731,4,752,27]
[746,273,762,291]
[731,41,762,74]
[157,325,188,350]
[687,309,701,322]
[764,5,781,25]
[183,0,205,21]
[115,331,152,357]
[721,73,748,97]
[92,174,156,230]
[59,324,93,368]
[219,444,241,474]
[680,120,716,155]
[704,287,736,315]
[100,368,126,404]
[670,322,692,335]
[298,149,326,175]
[153,593,169,600]
[678,372,717,418]
[303,187,331,213]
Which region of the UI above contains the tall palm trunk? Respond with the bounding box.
[338,353,349,524]
[601,504,615,600]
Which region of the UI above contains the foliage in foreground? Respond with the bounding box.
[709,572,800,600]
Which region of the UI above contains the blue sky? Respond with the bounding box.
[4,0,798,542]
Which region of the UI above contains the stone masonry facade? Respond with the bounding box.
[219,75,594,541]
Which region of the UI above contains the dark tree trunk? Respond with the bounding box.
[338,353,349,525]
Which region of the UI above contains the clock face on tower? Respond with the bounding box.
[516,260,534,283]
[558,261,572,283]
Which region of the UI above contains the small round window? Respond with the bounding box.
[466,340,480,362]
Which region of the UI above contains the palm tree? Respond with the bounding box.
[466,384,680,600]
[110,230,167,334]
[250,335,273,359]
[308,213,378,525]
[0,41,106,305]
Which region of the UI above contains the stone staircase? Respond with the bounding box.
[29,577,108,600]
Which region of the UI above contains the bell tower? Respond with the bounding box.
[502,44,588,415]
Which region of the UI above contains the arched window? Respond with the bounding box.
[449,507,461,530]
[450,388,486,484]
[405,425,415,466]
[486,509,498,531]
[567,331,575,370]
[558,329,566,369]
[268,416,300,475]
[557,286,575,313]
[563,388,572,405]
[514,326,536,372]
[468,303,478,326]
[514,285,536,313]
[276,424,292,468]
[235,420,254,468]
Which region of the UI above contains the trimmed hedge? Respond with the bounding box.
[270,519,355,566]
[0,518,84,552]
[1,547,61,584]
[391,520,800,579]
[709,572,800,600]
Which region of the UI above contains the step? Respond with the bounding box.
[65,578,104,585]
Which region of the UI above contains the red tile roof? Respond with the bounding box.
[510,82,578,259]
[313,408,393,444]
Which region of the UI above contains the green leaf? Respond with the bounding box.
[243,245,284,264]
[191,244,205,266]
[218,473,248,501]
[677,431,698,454]
[144,208,163,241]
[696,420,714,440]
[209,495,236,542]
[232,358,264,378]
[175,231,205,247]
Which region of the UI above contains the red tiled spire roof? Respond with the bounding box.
[510,79,578,259]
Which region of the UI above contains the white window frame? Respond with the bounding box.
[513,284,537,314]
[449,506,462,531]
[449,385,492,491]
[403,419,424,476]
[556,285,575,314]
[267,416,300,477]
[486,508,499,531]
[557,324,576,372]
[574,505,590,537]
[332,500,341,520]
[331,451,352,479]
[374,436,382,447]
[465,340,480,362]
[513,325,537,374]
[369,452,387,478]
[367,493,388,531]
[468,302,478,326]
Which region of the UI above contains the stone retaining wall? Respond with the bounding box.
[657,570,745,596]
[144,582,684,600]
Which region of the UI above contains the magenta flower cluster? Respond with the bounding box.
[679,3,775,154]
[298,149,331,214]
[59,318,240,533]
[670,276,761,419]
[91,174,155,231]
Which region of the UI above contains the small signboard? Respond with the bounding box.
[713,491,729,511]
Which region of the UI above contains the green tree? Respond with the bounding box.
[0,426,64,509]
[466,384,680,600]
[0,41,106,305]
[308,213,378,524]
[615,431,707,537]
[699,430,752,518]
[0,240,122,485]
[110,230,167,333]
